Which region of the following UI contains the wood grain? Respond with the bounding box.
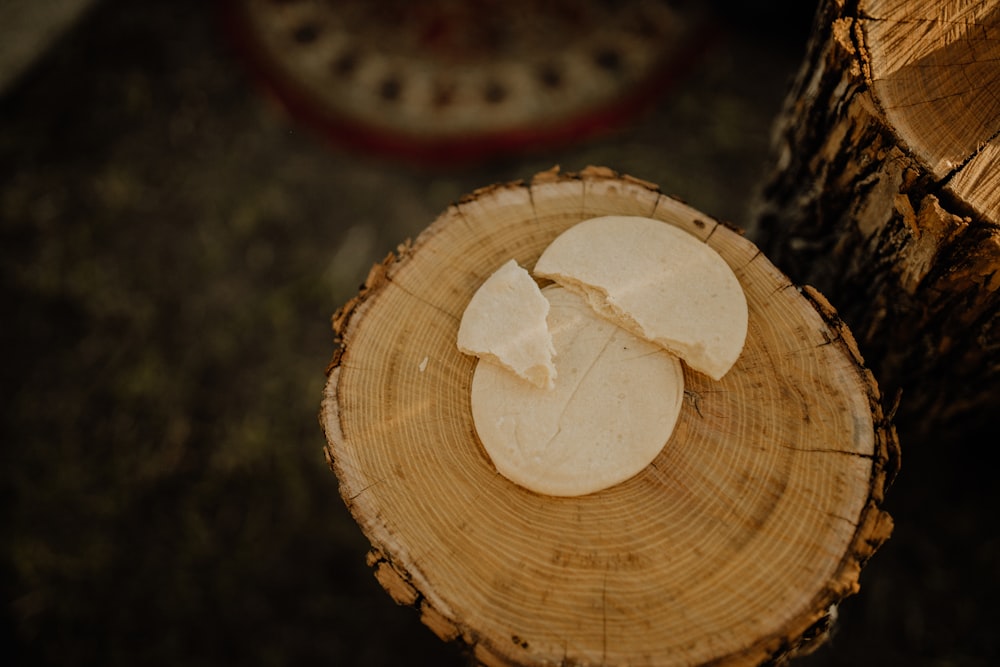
[322,167,897,666]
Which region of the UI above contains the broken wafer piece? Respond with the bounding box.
[457,259,557,389]
[470,286,684,497]
[534,215,748,380]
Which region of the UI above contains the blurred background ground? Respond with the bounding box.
[1,0,996,665]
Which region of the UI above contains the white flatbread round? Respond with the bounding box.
[534,215,748,381]
[471,286,684,497]
[457,259,556,389]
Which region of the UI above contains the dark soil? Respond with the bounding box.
[2,1,995,665]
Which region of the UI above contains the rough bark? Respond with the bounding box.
[752,0,1000,440]
[321,167,898,666]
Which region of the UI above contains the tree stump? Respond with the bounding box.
[320,167,898,666]
[752,0,1000,439]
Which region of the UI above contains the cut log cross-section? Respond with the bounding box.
[753,0,1000,439]
[321,167,898,666]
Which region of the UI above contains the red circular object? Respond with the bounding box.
[220,0,716,164]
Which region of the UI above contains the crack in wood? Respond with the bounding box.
[389,278,461,322]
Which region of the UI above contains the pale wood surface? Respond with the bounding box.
[322,167,897,666]
[862,0,999,224]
